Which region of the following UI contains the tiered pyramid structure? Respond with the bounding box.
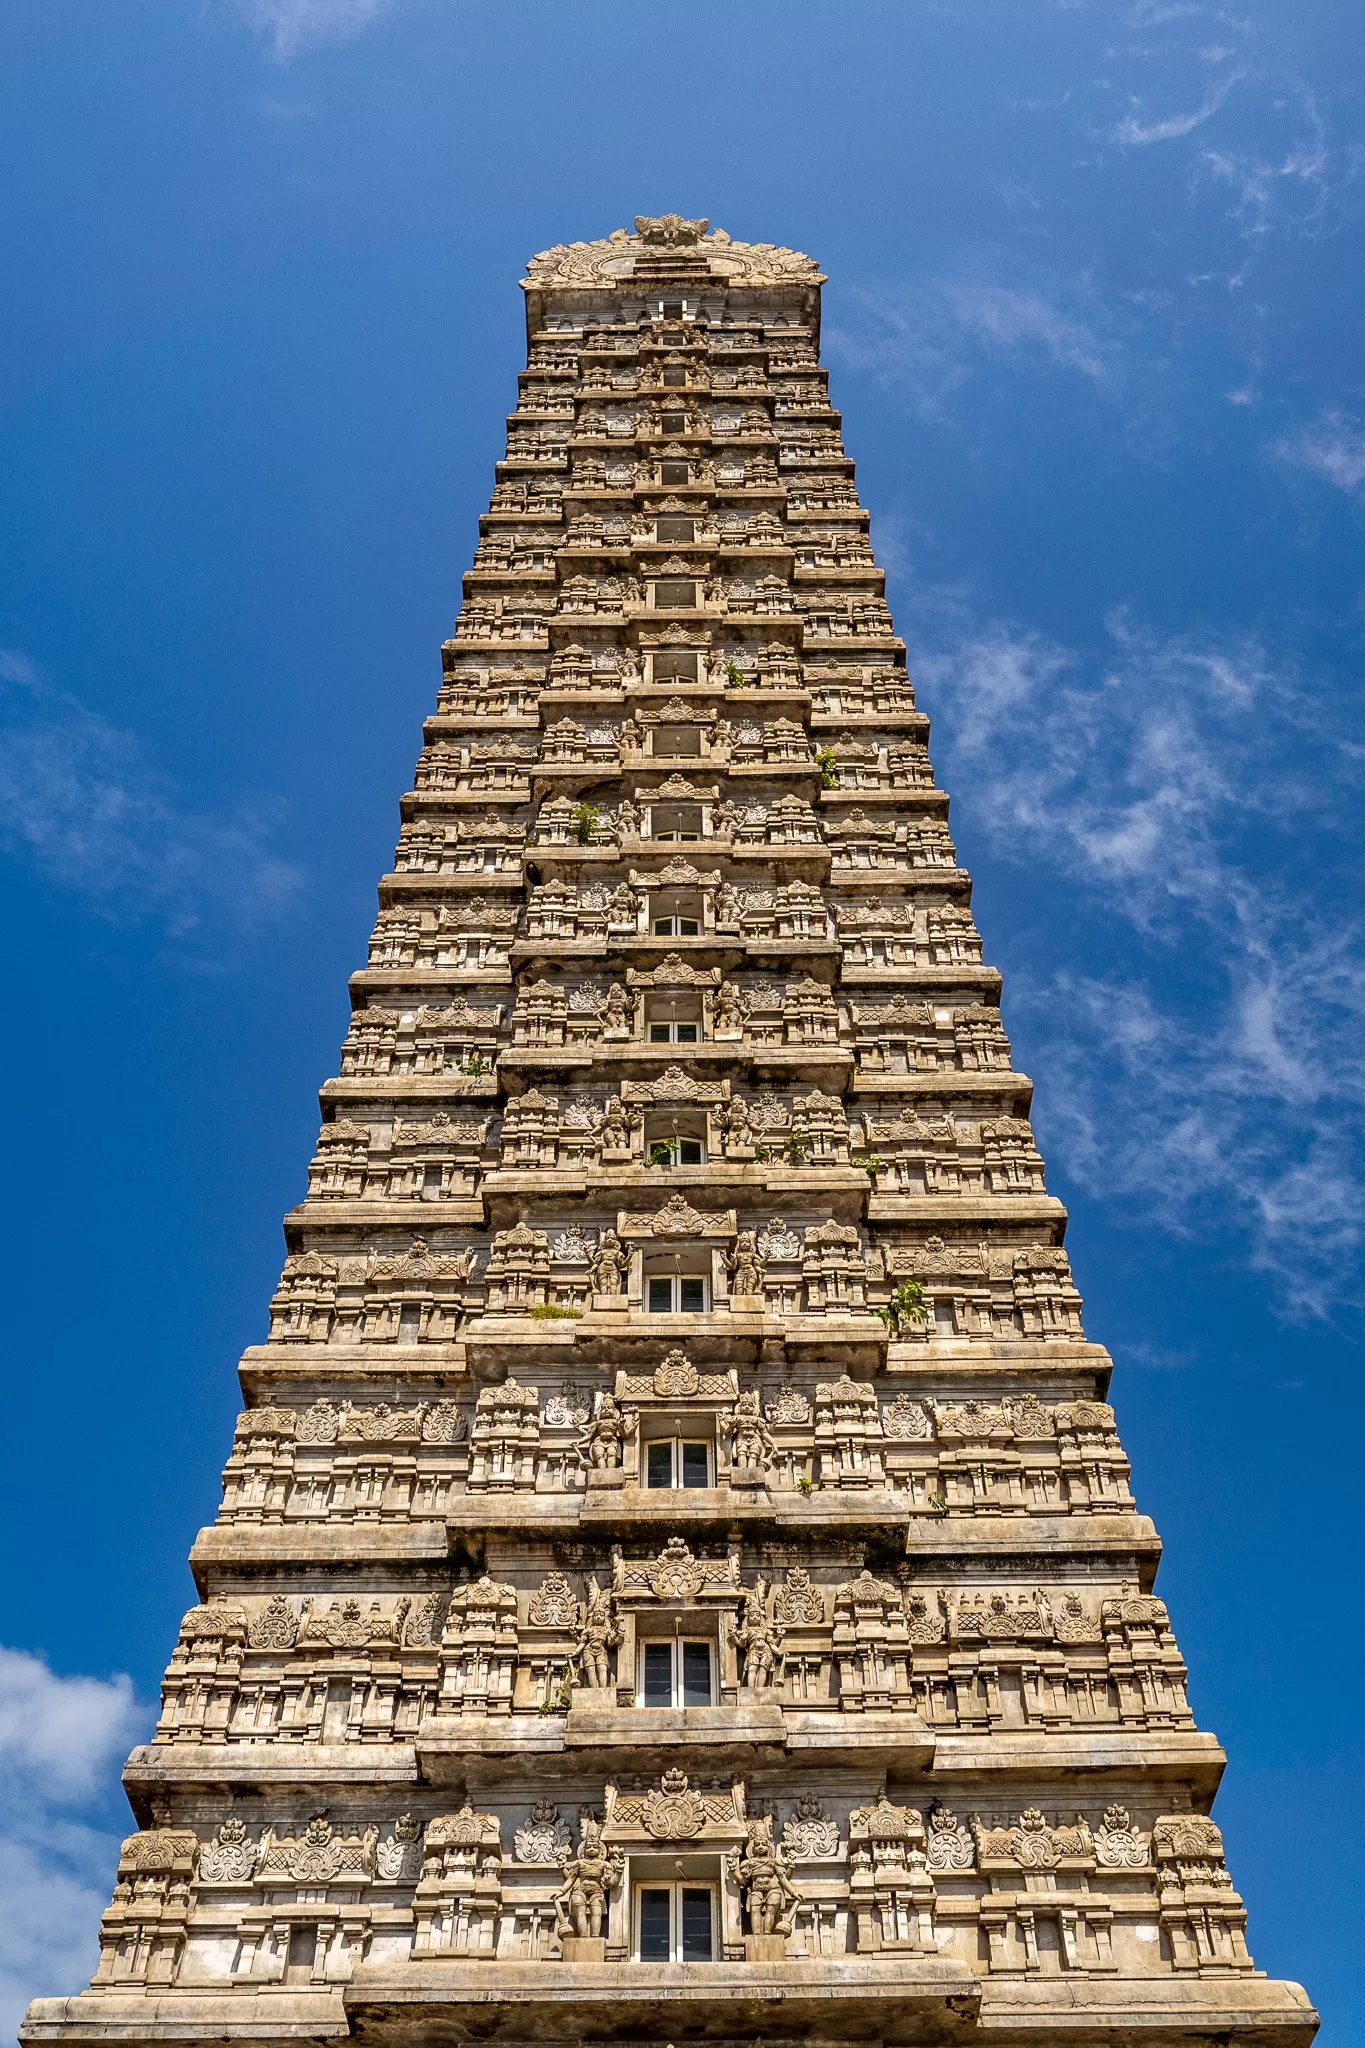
[24,216,1316,2048]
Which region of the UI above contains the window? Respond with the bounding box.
[644,1437,712,1488]
[661,461,690,485]
[646,1273,708,1313]
[654,725,700,758]
[653,651,697,683]
[653,913,700,937]
[656,516,694,543]
[645,1129,706,1166]
[638,1637,714,1704]
[662,365,687,388]
[648,1019,698,1044]
[636,1882,715,1961]
[661,411,686,436]
[649,805,702,843]
[654,580,695,610]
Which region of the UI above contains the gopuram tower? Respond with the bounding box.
[25,217,1316,2048]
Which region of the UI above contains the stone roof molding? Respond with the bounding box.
[523,218,825,291]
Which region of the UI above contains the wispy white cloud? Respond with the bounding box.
[1111,66,1242,146]
[0,651,305,936]
[1275,412,1365,501]
[237,0,396,60]
[826,275,1119,427]
[1197,87,1350,241]
[0,1649,143,2041]
[911,603,1365,1314]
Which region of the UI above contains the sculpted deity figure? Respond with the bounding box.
[721,1095,752,1149]
[576,1393,634,1471]
[553,1815,623,1940]
[729,1581,784,1689]
[727,1389,776,1471]
[573,1580,621,1691]
[602,984,633,1038]
[727,1231,765,1299]
[715,982,746,1037]
[590,1228,628,1296]
[615,796,640,838]
[728,1816,800,1934]
[714,880,743,928]
[599,1098,630,1152]
[609,881,638,924]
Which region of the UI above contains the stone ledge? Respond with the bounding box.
[19,1988,349,2045]
[19,1970,1318,2048]
[344,1955,981,2039]
[189,1523,450,1571]
[563,1698,787,1749]
[930,1727,1227,1792]
[975,1972,1318,2044]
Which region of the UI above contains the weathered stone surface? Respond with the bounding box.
[21,220,1316,2048]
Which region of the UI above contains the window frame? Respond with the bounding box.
[647,1018,700,1045]
[636,1636,716,1708]
[644,1272,710,1314]
[642,1434,714,1488]
[633,1878,716,1962]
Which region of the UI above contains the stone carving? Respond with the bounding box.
[376,1814,424,1882]
[404,1591,447,1648]
[515,1799,572,1865]
[553,1813,622,1936]
[198,1818,255,1883]
[528,1571,578,1629]
[848,1799,936,1953]
[1095,1805,1148,1868]
[257,1815,378,1885]
[573,1580,620,1690]
[723,1389,776,1472]
[589,1229,627,1295]
[653,1347,699,1398]
[525,222,824,291]
[774,1566,826,1626]
[248,1595,298,1650]
[576,1392,636,1470]
[642,1770,706,1840]
[757,1216,801,1260]
[469,1377,540,1490]
[727,1229,764,1297]
[926,1808,974,1871]
[881,1392,932,1440]
[729,1580,784,1687]
[296,1398,340,1444]
[766,1383,811,1425]
[413,1806,503,1958]
[648,1535,706,1600]
[728,1816,801,1936]
[781,1795,840,1860]
[544,1384,591,1427]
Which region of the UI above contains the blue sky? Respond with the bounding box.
[1,0,1362,2038]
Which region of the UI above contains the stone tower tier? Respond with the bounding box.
[21,215,1316,2048]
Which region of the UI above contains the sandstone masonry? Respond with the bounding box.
[21,215,1318,2048]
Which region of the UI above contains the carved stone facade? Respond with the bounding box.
[23,218,1314,2048]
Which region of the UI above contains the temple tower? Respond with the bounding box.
[23,216,1316,2048]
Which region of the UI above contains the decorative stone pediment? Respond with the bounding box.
[619,1193,735,1240]
[523,223,824,291]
